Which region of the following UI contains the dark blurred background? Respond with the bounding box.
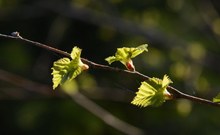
[1,0,220,135]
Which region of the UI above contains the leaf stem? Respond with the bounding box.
[1,32,220,107]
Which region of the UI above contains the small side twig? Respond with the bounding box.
[0,32,220,107]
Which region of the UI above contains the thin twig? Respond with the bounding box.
[0,32,70,57]
[0,32,220,107]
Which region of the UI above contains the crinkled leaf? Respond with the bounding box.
[149,75,172,89]
[51,46,87,90]
[131,75,172,107]
[105,44,148,67]
[51,58,70,89]
[70,46,81,60]
[162,75,172,87]
[130,44,148,58]
[105,56,117,65]
[131,81,158,107]
[51,57,82,89]
[213,93,220,103]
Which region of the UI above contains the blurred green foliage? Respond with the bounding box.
[1,0,220,134]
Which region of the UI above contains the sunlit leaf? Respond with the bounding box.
[213,93,220,103]
[51,57,82,89]
[131,75,173,107]
[70,46,81,60]
[130,44,148,58]
[105,56,117,64]
[51,58,71,89]
[51,46,89,90]
[105,44,148,71]
[162,75,173,88]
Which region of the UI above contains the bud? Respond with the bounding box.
[79,59,89,70]
[163,89,173,100]
[125,59,135,71]
[81,63,89,70]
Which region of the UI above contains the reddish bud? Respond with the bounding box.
[126,60,135,71]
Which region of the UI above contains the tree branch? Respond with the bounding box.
[71,92,144,135]
[0,32,220,107]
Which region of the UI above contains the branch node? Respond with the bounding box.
[11,31,22,38]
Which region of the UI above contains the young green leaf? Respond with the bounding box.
[51,46,89,89]
[213,93,220,103]
[105,44,148,71]
[131,75,173,107]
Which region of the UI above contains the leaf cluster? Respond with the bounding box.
[51,45,175,108]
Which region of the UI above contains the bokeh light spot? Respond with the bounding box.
[176,99,192,117]
[187,42,206,61]
[212,18,220,36]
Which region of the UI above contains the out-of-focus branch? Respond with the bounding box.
[71,92,144,135]
[0,69,51,96]
[0,68,145,135]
